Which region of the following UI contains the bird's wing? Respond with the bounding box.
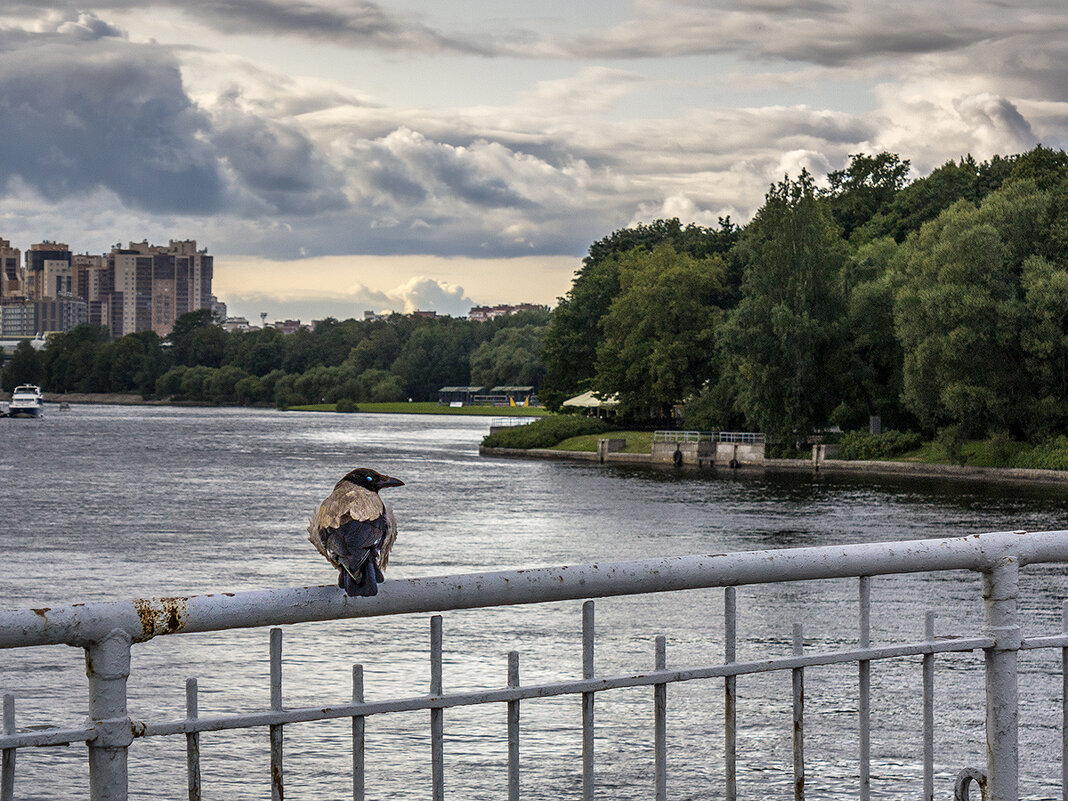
[308,484,389,570]
[377,505,398,570]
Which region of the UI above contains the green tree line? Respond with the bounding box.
[2,307,549,408]
[542,146,1068,445]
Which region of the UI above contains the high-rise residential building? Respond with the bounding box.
[108,239,214,337]
[26,241,72,300]
[0,238,22,301]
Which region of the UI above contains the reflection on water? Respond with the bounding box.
[1,406,1067,799]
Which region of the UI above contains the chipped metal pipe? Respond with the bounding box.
[0,530,1064,650]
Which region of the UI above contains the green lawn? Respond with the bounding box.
[552,430,654,453]
[287,401,549,416]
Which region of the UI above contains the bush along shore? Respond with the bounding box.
[479,417,1068,485]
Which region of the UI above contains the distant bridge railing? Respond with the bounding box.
[2,530,1067,800]
[653,430,766,444]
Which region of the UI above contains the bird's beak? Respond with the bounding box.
[378,475,404,489]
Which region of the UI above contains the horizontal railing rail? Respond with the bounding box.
[652,430,767,444]
[0,528,1065,801]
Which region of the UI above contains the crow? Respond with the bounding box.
[308,468,404,597]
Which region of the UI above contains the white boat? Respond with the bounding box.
[8,385,44,418]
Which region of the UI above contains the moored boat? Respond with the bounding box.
[8,385,44,418]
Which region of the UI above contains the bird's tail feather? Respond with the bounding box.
[339,563,378,597]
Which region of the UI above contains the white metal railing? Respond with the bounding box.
[489,417,539,429]
[652,430,766,444]
[1,530,1067,800]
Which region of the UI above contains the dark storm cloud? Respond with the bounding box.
[0,0,492,55]
[210,106,350,215]
[534,0,1066,69]
[192,0,491,55]
[0,33,226,214]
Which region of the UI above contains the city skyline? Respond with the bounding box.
[0,2,1065,320]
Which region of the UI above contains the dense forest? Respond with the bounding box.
[7,145,1068,449]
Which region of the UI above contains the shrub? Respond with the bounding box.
[335,398,359,413]
[1012,436,1068,470]
[839,430,923,460]
[936,424,967,465]
[481,415,611,449]
[987,430,1015,468]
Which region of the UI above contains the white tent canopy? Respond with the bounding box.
[561,390,619,408]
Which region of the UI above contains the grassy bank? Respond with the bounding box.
[552,431,654,453]
[287,401,548,416]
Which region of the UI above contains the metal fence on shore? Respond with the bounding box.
[652,430,767,444]
[1,529,1067,800]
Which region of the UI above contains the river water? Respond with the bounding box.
[1,405,1067,800]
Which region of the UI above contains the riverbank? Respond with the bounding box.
[4,393,548,416]
[480,445,1068,487]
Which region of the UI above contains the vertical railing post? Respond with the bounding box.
[858,576,870,801]
[922,612,936,801]
[85,628,133,801]
[654,635,666,801]
[185,678,201,801]
[582,600,595,801]
[983,555,1020,801]
[270,628,283,801]
[352,664,365,801]
[792,623,805,801]
[1062,601,1068,801]
[507,651,520,801]
[2,694,14,801]
[430,615,444,801]
[724,587,737,801]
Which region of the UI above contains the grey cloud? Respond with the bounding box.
[954,94,1037,148]
[210,106,350,215]
[1,0,492,55]
[0,35,226,214]
[192,0,491,54]
[534,0,1066,69]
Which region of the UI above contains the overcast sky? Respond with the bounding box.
[0,2,1063,320]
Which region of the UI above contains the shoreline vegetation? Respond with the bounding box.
[7,147,1068,489]
[19,394,1068,486]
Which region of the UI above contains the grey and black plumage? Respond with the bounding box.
[308,468,404,597]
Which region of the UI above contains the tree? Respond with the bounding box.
[390,319,476,400]
[170,308,226,369]
[3,340,44,391]
[40,324,110,392]
[719,171,848,442]
[469,325,547,389]
[894,200,1026,435]
[593,245,728,418]
[826,152,910,239]
[541,217,739,409]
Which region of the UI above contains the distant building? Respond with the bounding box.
[26,241,72,300]
[0,239,22,301]
[468,303,546,322]
[0,237,215,339]
[0,296,87,337]
[220,316,253,332]
[411,310,438,319]
[437,386,485,405]
[271,319,304,334]
[108,239,213,338]
[210,296,227,322]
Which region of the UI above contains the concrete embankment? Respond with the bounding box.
[480,446,1068,487]
[40,392,162,405]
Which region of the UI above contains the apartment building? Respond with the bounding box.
[0,237,214,338]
